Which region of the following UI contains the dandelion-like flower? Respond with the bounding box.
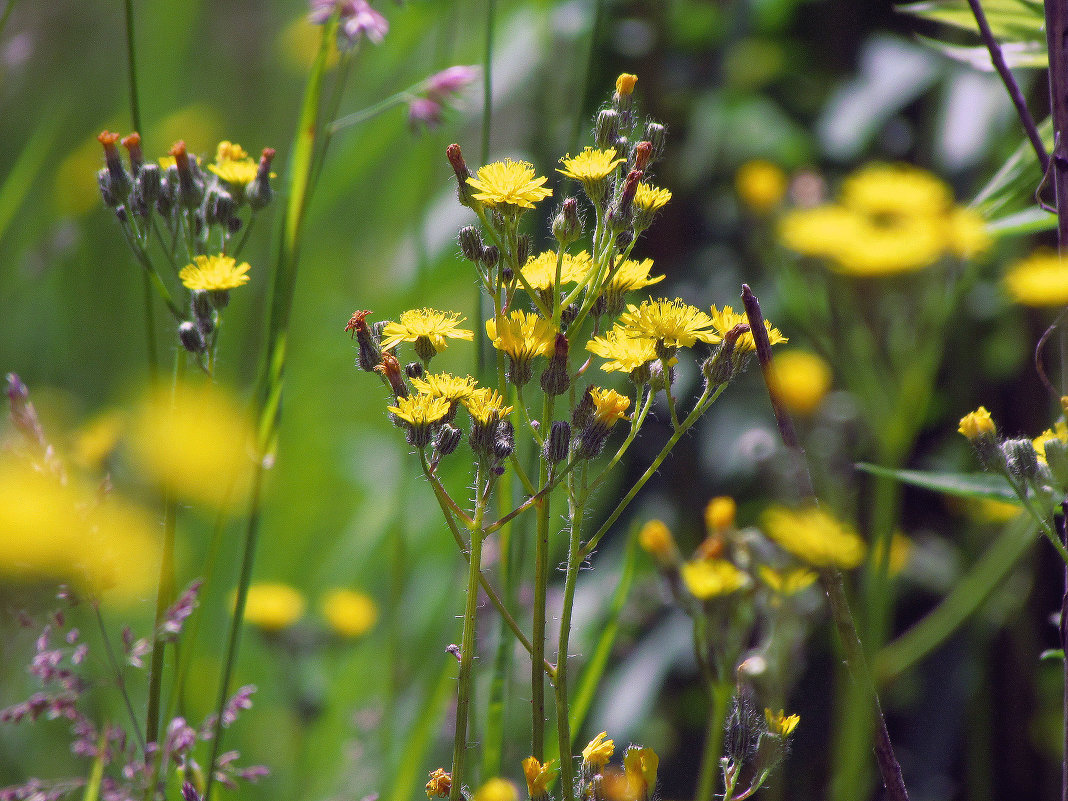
[778,206,864,260]
[558,148,625,203]
[520,250,591,291]
[622,746,659,800]
[758,565,817,596]
[958,407,995,441]
[1004,251,1068,307]
[1033,420,1068,462]
[466,159,552,210]
[638,520,677,565]
[760,505,866,569]
[582,731,615,770]
[486,310,557,386]
[767,350,832,416]
[765,708,801,737]
[840,163,952,219]
[242,583,306,631]
[208,140,258,187]
[632,183,672,231]
[615,73,638,96]
[709,305,787,352]
[618,298,717,351]
[599,258,665,315]
[321,589,378,637]
[681,559,750,599]
[410,372,479,404]
[735,160,787,213]
[463,388,513,425]
[388,393,451,447]
[179,254,251,291]
[380,308,473,361]
[586,326,659,376]
[590,387,631,426]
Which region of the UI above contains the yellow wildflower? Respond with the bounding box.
[586,327,660,376]
[179,254,251,292]
[735,160,788,213]
[618,298,717,350]
[522,758,558,799]
[830,212,946,275]
[1034,420,1068,462]
[767,350,832,416]
[958,407,995,441]
[705,496,736,533]
[410,372,479,404]
[778,205,865,259]
[486,310,557,386]
[638,519,677,565]
[681,559,750,598]
[582,731,615,770]
[388,393,451,427]
[633,183,672,213]
[947,207,991,259]
[215,140,250,162]
[558,147,626,189]
[622,746,658,799]
[208,140,257,186]
[709,305,787,352]
[599,258,666,315]
[321,589,378,637]
[380,309,474,359]
[463,388,513,425]
[242,582,306,631]
[467,159,552,210]
[589,387,632,426]
[520,250,591,291]
[839,163,952,219]
[764,708,800,737]
[426,769,452,799]
[760,505,866,569]
[472,778,518,801]
[1004,251,1068,307]
[758,565,817,595]
[616,73,638,96]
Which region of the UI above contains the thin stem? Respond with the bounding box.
[92,603,146,752]
[122,0,142,135]
[531,392,555,761]
[695,682,733,801]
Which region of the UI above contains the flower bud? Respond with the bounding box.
[169,141,204,210]
[157,174,178,217]
[136,163,162,206]
[97,131,132,202]
[607,169,642,233]
[552,197,583,245]
[1003,438,1040,481]
[482,245,500,269]
[517,234,532,271]
[446,143,476,207]
[572,387,595,431]
[643,122,667,163]
[205,186,235,227]
[98,169,119,208]
[247,148,276,210]
[121,132,144,174]
[178,321,206,354]
[458,225,484,262]
[543,420,571,464]
[406,361,425,380]
[595,109,620,150]
[493,420,515,460]
[1045,437,1068,493]
[436,423,462,456]
[633,141,652,172]
[375,352,408,399]
[540,333,570,396]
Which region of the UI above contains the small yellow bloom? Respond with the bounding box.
[616,73,638,96]
[467,159,552,210]
[321,589,378,637]
[586,327,660,374]
[558,147,626,184]
[473,778,518,801]
[619,298,717,349]
[840,163,952,219]
[1004,251,1068,307]
[708,305,787,352]
[179,254,252,292]
[830,212,946,276]
[589,387,632,426]
[410,372,479,403]
[958,407,995,440]
[582,731,615,770]
[242,582,306,631]
[705,496,736,534]
[779,205,865,259]
[215,141,250,162]
[947,207,991,259]
[602,258,666,297]
[380,309,474,357]
[426,769,452,798]
[520,250,591,291]
[522,757,558,799]
[758,565,817,595]
[638,519,677,564]
[209,157,258,187]
[1034,420,1068,462]
[622,746,658,799]
[486,310,557,362]
[633,183,672,213]
[764,708,800,737]
[735,161,788,213]
[463,388,513,425]
[760,505,865,569]
[388,393,452,427]
[767,350,832,416]
[682,559,750,598]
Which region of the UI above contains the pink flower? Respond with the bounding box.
[308,0,388,47]
[426,65,479,99]
[408,98,443,130]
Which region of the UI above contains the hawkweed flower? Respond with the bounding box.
[381,308,473,362]
[1034,420,1068,462]
[321,589,378,637]
[622,746,658,801]
[208,140,258,193]
[598,258,665,317]
[410,372,479,418]
[705,496,736,534]
[582,731,615,772]
[958,407,996,441]
[558,147,626,205]
[735,160,788,213]
[575,387,631,459]
[466,159,552,212]
[839,163,951,218]
[618,297,717,358]
[709,305,786,352]
[1004,250,1068,306]
[631,183,671,233]
[522,757,558,800]
[638,519,678,567]
[388,393,451,448]
[426,769,452,798]
[760,505,865,569]
[764,708,800,737]
[681,558,750,599]
[464,388,513,456]
[520,250,590,309]
[179,254,251,303]
[486,310,556,386]
[586,326,660,382]
[766,349,832,416]
[241,583,306,631]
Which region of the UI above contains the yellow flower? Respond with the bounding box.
[472,778,518,801]
[410,372,479,403]
[558,147,626,184]
[767,350,832,416]
[128,380,255,510]
[1034,420,1068,462]
[633,183,672,213]
[321,589,378,637]
[208,141,258,186]
[72,409,126,469]
[616,73,638,96]
[760,505,866,569]
[599,259,666,314]
[705,496,736,533]
[638,519,677,564]
[618,298,717,349]
[486,310,556,360]
[681,559,750,598]
[958,407,995,440]
[520,250,591,291]
[709,305,787,352]
[425,769,452,799]
[947,207,991,259]
[522,758,558,799]
[758,565,817,595]
[586,327,661,377]
[840,163,952,219]
[582,731,615,770]
[388,393,451,427]
[830,212,946,276]
[380,309,474,358]
[0,457,159,602]
[779,205,865,259]
[764,708,800,737]
[179,254,252,291]
[622,746,658,799]
[871,532,912,576]
[242,582,306,631]
[1004,251,1068,307]
[215,140,250,162]
[735,161,788,213]
[463,388,513,425]
[590,387,632,426]
[467,159,552,210]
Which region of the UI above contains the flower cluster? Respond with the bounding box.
[778,163,990,276]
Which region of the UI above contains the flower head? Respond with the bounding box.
[558,148,625,202]
[410,372,478,404]
[486,310,557,386]
[472,779,518,801]
[622,746,658,800]
[310,0,388,47]
[463,388,513,425]
[764,708,800,737]
[582,731,615,770]
[681,559,750,599]
[242,583,305,631]
[948,207,991,259]
[522,758,558,800]
[599,258,665,315]
[520,250,591,291]
[958,407,996,441]
[705,496,736,533]
[1004,251,1068,307]
[380,308,473,359]
[1033,420,1068,462]
[321,589,378,637]
[709,305,786,352]
[633,183,672,214]
[426,769,452,799]
[638,519,677,565]
[758,565,817,596]
[388,393,451,447]
[208,141,258,187]
[589,387,631,426]
[760,505,866,569]
[840,163,952,218]
[467,159,552,210]
[735,160,788,213]
[618,298,717,350]
[179,254,251,291]
[767,350,832,416]
[586,326,660,376]
[615,73,638,96]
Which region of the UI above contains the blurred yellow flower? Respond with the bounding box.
[467,160,552,210]
[127,380,255,511]
[622,746,658,799]
[705,496,736,533]
[472,778,518,801]
[242,582,306,631]
[72,409,126,469]
[582,731,615,769]
[767,350,832,416]
[735,160,788,213]
[758,565,817,595]
[947,208,991,259]
[1034,420,1068,462]
[321,588,378,637]
[958,407,995,440]
[1004,251,1068,306]
[681,558,750,598]
[616,73,638,96]
[761,505,865,569]
[522,757,558,799]
[637,519,677,564]
[779,205,863,259]
[839,163,951,219]
[764,708,800,736]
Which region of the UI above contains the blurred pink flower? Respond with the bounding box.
[309,0,388,47]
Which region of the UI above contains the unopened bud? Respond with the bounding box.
[446,143,475,206]
[607,169,642,232]
[136,163,162,206]
[98,169,119,208]
[1003,438,1040,481]
[540,333,570,396]
[191,291,215,335]
[493,420,515,460]
[169,141,203,210]
[572,387,595,431]
[247,148,276,210]
[552,197,583,244]
[436,424,462,456]
[517,234,532,270]
[633,141,652,172]
[97,131,132,202]
[121,132,144,174]
[178,321,206,353]
[644,122,667,162]
[375,352,408,398]
[206,187,235,227]
[544,420,571,463]
[483,245,500,269]
[595,109,620,150]
[458,226,484,262]
[406,362,425,380]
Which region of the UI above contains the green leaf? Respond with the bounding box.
[987,206,1058,236]
[1040,648,1066,662]
[916,34,1047,69]
[899,0,1045,40]
[973,116,1053,218]
[855,463,1021,502]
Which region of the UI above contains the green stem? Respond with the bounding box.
[531,393,555,761]
[695,682,733,801]
[92,603,146,752]
[554,475,585,801]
